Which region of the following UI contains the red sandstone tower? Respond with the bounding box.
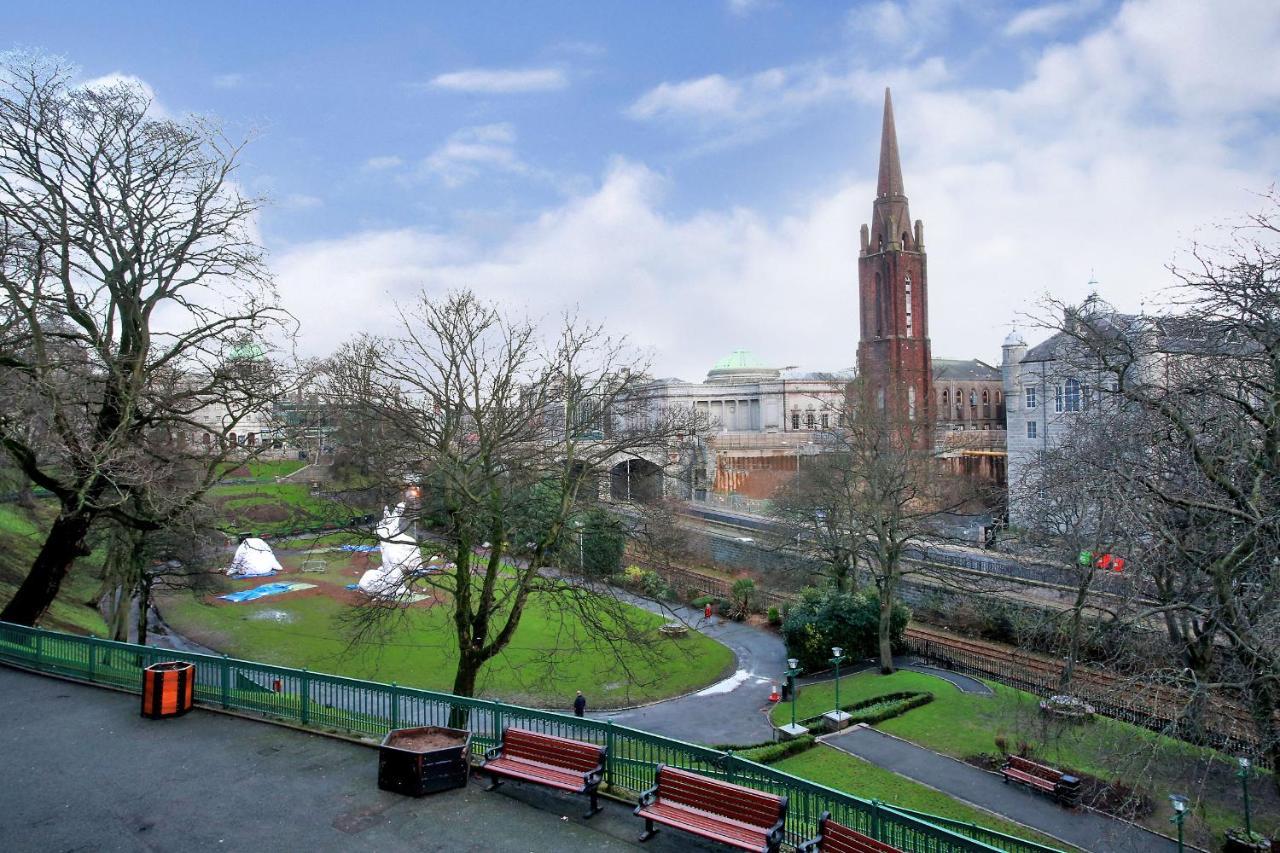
[857,88,932,426]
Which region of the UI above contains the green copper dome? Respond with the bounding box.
[706,349,780,384]
[228,341,266,361]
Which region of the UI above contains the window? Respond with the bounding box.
[805,411,816,430]
[908,386,917,421]
[1055,385,1064,413]
[876,388,885,410]
[820,413,829,429]
[201,432,211,446]
[1027,421,1037,439]
[837,413,845,428]
[941,388,950,410]
[1025,387,1037,409]
[982,389,990,418]
[1065,378,1081,412]
[791,411,800,430]
[246,432,256,447]
[228,432,237,446]
[904,274,913,336]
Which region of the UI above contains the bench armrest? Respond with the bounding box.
[766,817,787,847]
[483,745,503,761]
[584,764,604,788]
[795,837,821,853]
[636,783,659,809]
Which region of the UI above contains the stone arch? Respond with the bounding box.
[610,458,663,502]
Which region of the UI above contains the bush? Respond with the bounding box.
[767,606,781,626]
[729,578,756,620]
[781,587,909,672]
[796,691,933,730]
[736,735,815,764]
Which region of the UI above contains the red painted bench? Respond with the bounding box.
[480,727,606,818]
[798,811,904,852]
[634,764,787,852]
[1001,755,1062,798]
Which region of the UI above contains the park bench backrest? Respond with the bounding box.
[1006,756,1062,783]
[818,812,902,852]
[503,727,604,773]
[656,765,786,829]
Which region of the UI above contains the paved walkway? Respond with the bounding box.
[823,726,1180,853]
[0,666,723,853]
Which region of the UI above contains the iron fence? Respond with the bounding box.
[0,621,1064,853]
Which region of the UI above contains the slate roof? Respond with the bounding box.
[931,358,1001,381]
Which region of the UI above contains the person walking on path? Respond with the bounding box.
[573,690,586,717]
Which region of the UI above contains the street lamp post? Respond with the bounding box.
[1169,794,1188,853]
[573,520,584,572]
[824,646,849,732]
[1236,757,1253,838]
[780,658,806,738]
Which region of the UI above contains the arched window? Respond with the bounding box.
[904,273,914,336]
[1065,378,1082,412]
[791,408,800,430]
[908,386,917,421]
[874,272,883,337]
[247,432,256,447]
[982,389,991,418]
[228,432,237,446]
[805,409,816,430]
[941,388,950,411]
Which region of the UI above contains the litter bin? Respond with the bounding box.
[141,661,196,719]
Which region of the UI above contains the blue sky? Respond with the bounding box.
[10,0,1280,378]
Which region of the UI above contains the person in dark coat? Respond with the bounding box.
[573,690,586,717]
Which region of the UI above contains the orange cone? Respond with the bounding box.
[769,684,780,702]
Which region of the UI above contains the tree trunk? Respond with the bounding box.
[448,651,481,729]
[108,585,129,642]
[878,581,896,674]
[136,583,151,647]
[1,507,95,625]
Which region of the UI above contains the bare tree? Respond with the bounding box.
[0,53,291,625]
[1027,191,1280,786]
[779,382,977,673]
[325,290,699,708]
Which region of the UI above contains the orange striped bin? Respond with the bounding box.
[141,661,195,719]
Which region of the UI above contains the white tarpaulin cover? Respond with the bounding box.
[227,537,283,577]
[358,502,423,597]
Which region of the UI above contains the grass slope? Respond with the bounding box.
[774,746,1079,851]
[0,503,109,636]
[158,553,734,712]
[774,669,1277,846]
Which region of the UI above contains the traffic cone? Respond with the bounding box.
[769,684,780,703]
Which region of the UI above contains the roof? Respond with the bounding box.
[228,341,266,361]
[931,358,1001,381]
[712,349,769,371]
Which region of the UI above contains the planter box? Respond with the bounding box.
[378,726,471,797]
[1224,834,1271,852]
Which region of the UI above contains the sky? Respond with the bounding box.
[9,0,1280,379]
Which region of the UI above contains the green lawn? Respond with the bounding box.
[207,481,359,534]
[773,669,1277,847]
[219,459,309,480]
[774,746,1079,851]
[158,552,735,712]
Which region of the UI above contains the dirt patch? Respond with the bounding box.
[227,466,252,477]
[238,504,290,523]
[385,728,467,752]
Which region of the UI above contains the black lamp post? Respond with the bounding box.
[1169,793,1188,853]
[780,657,805,737]
[1236,757,1253,838]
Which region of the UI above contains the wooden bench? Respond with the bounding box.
[1001,755,1060,794]
[634,764,787,852]
[798,811,904,852]
[480,727,606,818]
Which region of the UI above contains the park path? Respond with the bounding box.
[822,726,1181,853]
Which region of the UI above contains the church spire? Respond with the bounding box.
[877,87,904,198]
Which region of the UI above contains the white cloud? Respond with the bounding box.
[79,72,167,116]
[1004,1,1094,37]
[847,0,967,55]
[362,155,404,171]
[627,59,948,134]
[726,0,777,16]
[280,193,323,210]
[427,67,567,94]
[212,72,246,89]
[276,0,1280,377]
[421,123,527,187]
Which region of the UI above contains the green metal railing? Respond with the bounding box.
[0,622,1063,853]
